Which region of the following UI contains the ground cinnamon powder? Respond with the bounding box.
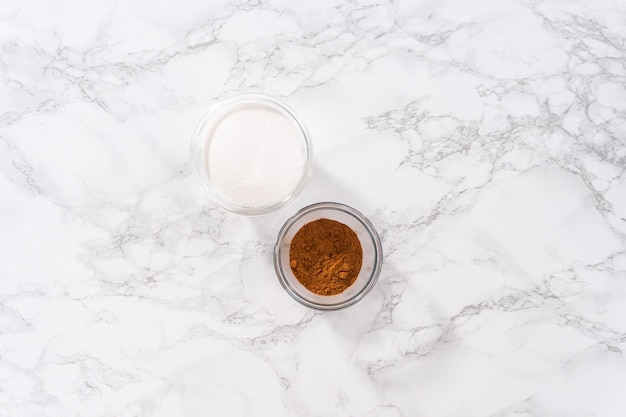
[289,218,363,295]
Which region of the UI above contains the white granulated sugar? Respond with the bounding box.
[206,104,307,209]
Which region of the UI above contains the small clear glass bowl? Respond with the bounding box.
[274,202,383,310]
[189,93,312,215]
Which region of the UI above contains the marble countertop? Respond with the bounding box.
[2,0,626,415]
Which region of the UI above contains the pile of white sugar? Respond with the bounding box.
[206,104,307,209]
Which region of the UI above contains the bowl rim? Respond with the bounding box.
[189,92,313,216]
[273,202,383,310]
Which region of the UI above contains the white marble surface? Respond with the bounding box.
[2,0,626,415]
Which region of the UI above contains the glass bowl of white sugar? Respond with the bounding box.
[190,93,312,215]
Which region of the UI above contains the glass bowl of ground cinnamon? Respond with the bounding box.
[273,202,383,310]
